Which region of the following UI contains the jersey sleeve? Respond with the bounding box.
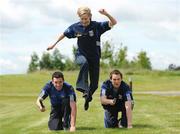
[123,90,133,102]
[63,24,76,38]
[100,82,107,96]
[97,21,111,35]
[68,86,76,102]
[38,83,50,100]
[125,91,133,101]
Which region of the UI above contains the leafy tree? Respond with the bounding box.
[136,51,152,70]
[28,52,39,72]
[68,45,79,69]
[101,41,114,67]
[64,58,76,70]
[72,45,77,60]
[115,44,129,68]
[168,64,180,71]
[168,64,176,70]
[52,48,65,70]
[39,52,53,70]
[129,57,138,69]
[27,41,154,72]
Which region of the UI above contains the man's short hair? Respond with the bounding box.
[109,69,123,79]
[52,71,64,80]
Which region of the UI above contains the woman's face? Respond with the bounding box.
[79,13,91,27]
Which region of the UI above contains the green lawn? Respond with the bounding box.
[0,70,180,134]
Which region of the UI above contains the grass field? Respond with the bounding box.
[0,70,180,134]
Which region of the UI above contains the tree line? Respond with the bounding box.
[28,41,152,73]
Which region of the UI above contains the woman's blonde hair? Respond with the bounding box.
[77,6,92,17]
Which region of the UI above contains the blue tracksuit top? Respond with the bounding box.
[64,21,111,59]
[39,81,76,106]
[100,80,133,110]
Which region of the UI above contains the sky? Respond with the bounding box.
[0,0,180,75]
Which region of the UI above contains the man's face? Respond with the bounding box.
[79,14,91,27]
[111,74,122,89]
[52,77,64,91]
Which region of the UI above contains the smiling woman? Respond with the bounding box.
[77,6,92,27]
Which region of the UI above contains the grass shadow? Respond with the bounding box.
[133,124,157,129]
[76,127,97,131]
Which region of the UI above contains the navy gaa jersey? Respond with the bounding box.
[100,80,133,109]
[39,81,76,106]
[64,21,111,59]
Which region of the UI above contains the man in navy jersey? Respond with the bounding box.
[47,7,117,111]
[36,71,77,132]
[100,70,134,128]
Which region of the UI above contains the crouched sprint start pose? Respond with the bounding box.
[36,72,77,132]
[100,70,134,128]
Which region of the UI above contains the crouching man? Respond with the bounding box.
[100,70,134,128]
[36,71,77,132]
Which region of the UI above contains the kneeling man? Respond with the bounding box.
[100,70,134,128]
